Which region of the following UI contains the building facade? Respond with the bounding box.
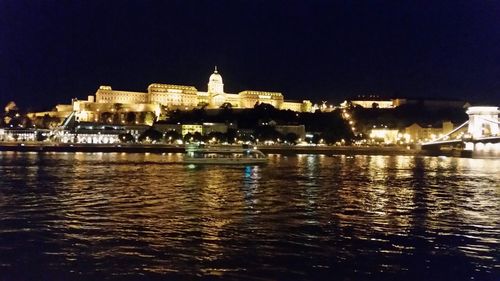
[90,68,312,113]
[405,121,455,143]
[28,68,313,126]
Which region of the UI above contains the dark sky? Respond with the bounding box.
[1,0,499,110]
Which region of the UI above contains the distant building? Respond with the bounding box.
[96,86,148,104]
[95,68,311,111]
[153,124,182,134]
[155,122,229,136]
[122,124,151,138]
[71,97,161,125]
[342,95,397,109]
[29,67,313,126]
[369,128,400,144]
[181,124,203,136]
[27,104,74,119]
[201,123,229,135]
[405,121,455,143]
[52,123,125,144]
[352,100,394,109]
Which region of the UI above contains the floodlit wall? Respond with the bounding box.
[95,86,148,104]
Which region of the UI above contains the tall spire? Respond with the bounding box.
[214,65,218,73]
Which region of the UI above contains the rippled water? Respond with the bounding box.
[0,152,498,280]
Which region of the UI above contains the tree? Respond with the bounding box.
[101,112,113,124]
[4,101,18,114]
[192,108,206,122]
[111,103,123,124]
[144,112,156,125]
[125,112,136,124]
[112,113,121,124]
[255,126,283,142]
[254,102,276,111]
[219,102,233,122]
[138,127,163,142]
[206,131,226,143]
[192,132,204,142]
[311,133,321,144]
[3,116,12,126]
[183,133,194,143]
[164,130,182,143]
[154,106,356,143]
[41,114,62,129]
[226,128,237,143]
[284,132,299,144]
[220,102,233,110]
[197,102,209,109]
[21,117,33,128]
[320,130,341,145]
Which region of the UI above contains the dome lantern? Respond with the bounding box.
[208,66,224,94]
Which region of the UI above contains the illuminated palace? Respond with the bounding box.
[59,67,312,124]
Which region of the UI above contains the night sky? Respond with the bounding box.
[1,0,499,110]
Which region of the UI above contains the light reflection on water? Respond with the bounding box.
[0,152,498,280]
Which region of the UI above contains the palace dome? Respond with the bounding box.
[209,67,223,84]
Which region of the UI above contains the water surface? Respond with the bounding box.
[0,152,498,280]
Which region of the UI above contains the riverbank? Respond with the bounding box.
[0,142,463,157]
[0,142,185,153]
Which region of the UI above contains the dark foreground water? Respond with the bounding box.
[0,152,498,281]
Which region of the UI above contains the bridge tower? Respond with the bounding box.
[466,106,499,139]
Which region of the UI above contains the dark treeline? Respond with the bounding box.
[161,103,354,143]
[1,101,34,128]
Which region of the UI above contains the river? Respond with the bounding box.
[0,152,498,280]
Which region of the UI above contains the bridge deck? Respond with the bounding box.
[422,136,500,148]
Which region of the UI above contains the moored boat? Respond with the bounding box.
[183,144,268,165]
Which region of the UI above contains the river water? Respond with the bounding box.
[0,152,498,280]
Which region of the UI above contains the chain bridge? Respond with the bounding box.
[421,106,500,154]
